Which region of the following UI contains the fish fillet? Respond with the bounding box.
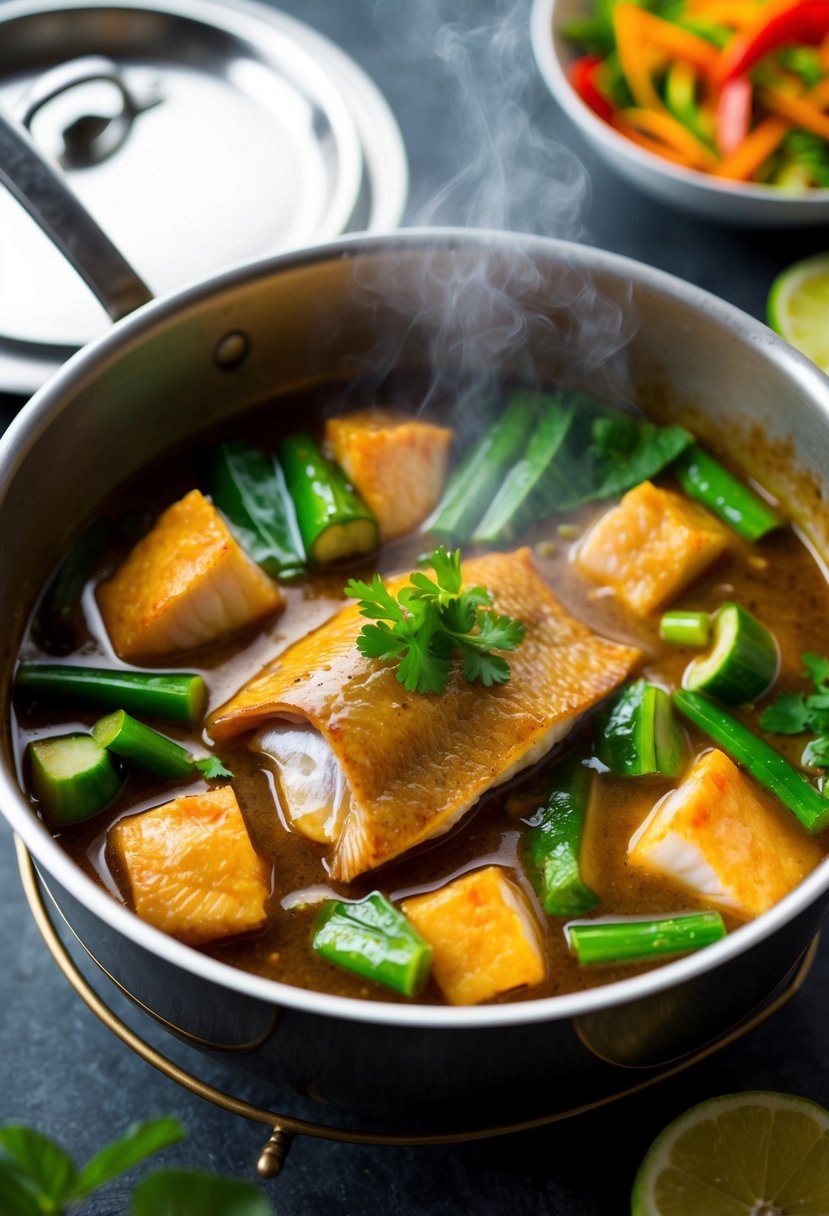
[210,548,640,880]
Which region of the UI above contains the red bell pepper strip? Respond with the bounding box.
[718,0,829,84]
[716,76,753,154]
[569,55,615,121]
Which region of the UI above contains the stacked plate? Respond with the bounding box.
[0,0,408,393]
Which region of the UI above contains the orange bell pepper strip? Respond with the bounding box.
[713,115,790,177]
[636,11,721,73]
[686,0,763,27]
[760,83,829,139]
[614,6,666,108]
[614,107,720,168]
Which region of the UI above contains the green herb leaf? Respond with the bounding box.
[759,693,812,735]
[348,548,524,695]
[130,1169,272,1216]
[195,756,234,781]
[802,736,829,768]
[803,652,829,692]
[0,1165,43,1216]
[72,1118,185,1199]
[0,1127,77,1209]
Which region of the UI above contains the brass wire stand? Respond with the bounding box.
[16,836,819,1178]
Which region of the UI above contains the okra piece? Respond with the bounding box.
[673,690,829,833]
[659,610,712,648]
[596,680,685,778]
[567,911,726,966]
[523,752,598,916]
[429,394,538,541]
[209,440,305,579]
[279,432,379,566]
[471,396,574,544]
[15,665,207,725]
[684,602,778,705]
[312,891,432,997]
[34,519,114,654]
[29,734,124,825]
[92,711,196,781]
[673,444,784,541]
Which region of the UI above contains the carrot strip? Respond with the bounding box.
[614,107,719,167]
[760,84,829,139]
[713,115,790,177]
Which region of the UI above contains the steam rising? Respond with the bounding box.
[326,0,638,423]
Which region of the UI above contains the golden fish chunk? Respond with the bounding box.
[210,548,641,881]
[402,866,545,1005]
[109,786,270,946]
[98,489,284,659]
[628,748,822,919]
[324,409,453,540]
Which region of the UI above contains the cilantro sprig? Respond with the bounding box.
[345,547,525,695]
[759,651,829,770]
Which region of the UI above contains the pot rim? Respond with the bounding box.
[3,227,829,1029]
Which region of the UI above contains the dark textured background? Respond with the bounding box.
[2,1,829,1212]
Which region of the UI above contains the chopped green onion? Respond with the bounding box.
[523,752,598,916]
[29,734,124,825]
[673,690,829,834]
[92,711,196,781]
[471,395,574,544]
[659,611,712,648]
[209,440,305,579]
[673,444,784,541]
[429,394,538,541]
[279,432,379,566]
[684,602,778,705]
[15,665,207,725]
[567,911,726,966]
[312,891,432,997]
[596,680,685,778]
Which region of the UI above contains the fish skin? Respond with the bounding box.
[98,489,284,659]
[209,548,641,880]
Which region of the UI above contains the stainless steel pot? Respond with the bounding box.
[2,111,829,1133]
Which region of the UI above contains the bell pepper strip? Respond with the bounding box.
[713,114,791,176]
[759,83,829,139]
[614,107,719,167]
[638,9,721,71]
[821,27,829,67]
[614,6,666,108]
[717,0,829,84]
[717,76,753,153]
[686,0,764,29]
[569,55,615,121]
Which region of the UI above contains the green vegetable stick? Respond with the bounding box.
[596,680,685,778]
[674,690,829,833]
[567,911,726,966]
[523,752,598,916]
[34,519,114,655]
[684,602,778,705]
[471,396,574,544]
[29,734,124,825]
[673,444,784,542]
[313,891,433,998]
[429,394,538,541]
[92,710,196,781]
[209,440,305,579]
[15,665,207,725]
[279,432,379,566]
[659,611,712,648]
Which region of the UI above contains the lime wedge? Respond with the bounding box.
[768,253,829,372]
[632,1091,829,1215]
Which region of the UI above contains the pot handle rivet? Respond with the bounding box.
[257,1126,294,1178]
[215,331,250,370]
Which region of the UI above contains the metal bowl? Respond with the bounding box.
[2,230,829,1127]
[530,0,829,226]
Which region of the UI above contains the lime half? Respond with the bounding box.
[768,252,829,372]
[632,1091,829,1215]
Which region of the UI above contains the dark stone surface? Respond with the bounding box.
[2,1,829,1212]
